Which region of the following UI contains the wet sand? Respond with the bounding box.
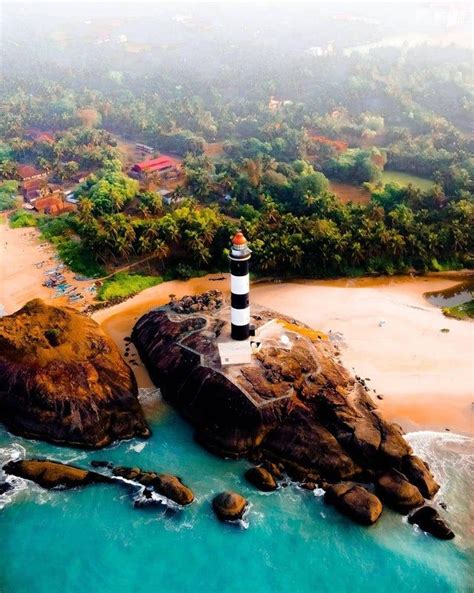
[0,222,95,315]
[94,274,474,435]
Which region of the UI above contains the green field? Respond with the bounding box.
[442,299,474,321]
[9,210,37,228]
[97,272,163,302]
[381,170,434,190]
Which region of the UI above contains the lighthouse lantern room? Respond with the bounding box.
[229,231,251,340]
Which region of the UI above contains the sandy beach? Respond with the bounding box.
[93,274,473,435]
[0,221,96,315]
[1,217,472,435]
[252,278,474,435]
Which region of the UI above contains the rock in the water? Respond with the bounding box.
[112,466,194,505]
[0,300,150,448]
[212,491,248,522]
[90,460,113,469]
[3,459,111,489]
[408,506,455,540]
[154,474,194,506]
[262,461,283,480]
[376,470,424,513]
[245,466,277,491]
[325,482,383,525]
[0,481,12,495]
[401,455,440,499]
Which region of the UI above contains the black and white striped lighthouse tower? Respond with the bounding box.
[229,231,251,340]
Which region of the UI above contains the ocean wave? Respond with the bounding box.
[128,441,147,453]
[138,387,161,402]
[406,430,474,546]
[0,443,28,509]
[406,430,474,489]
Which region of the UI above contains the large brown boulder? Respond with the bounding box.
[153,474,194,506]
[325,482,383,525]
[408,506,455,540]
[112,466,194,505]
[401,455,440,499]
[376,470,424,513]
[212,491,248,522]
[0,299,150,448]
[245,466,278,491]
[3,459,111,489]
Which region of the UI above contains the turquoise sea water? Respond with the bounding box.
[0,393,472,593]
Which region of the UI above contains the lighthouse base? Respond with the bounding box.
[231,324,249,341]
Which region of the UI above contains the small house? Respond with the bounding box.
[130,156,180,181]
[34,195,74,216]
[17,165,47,183]
[71,171,91,184]
[22,179,48,202]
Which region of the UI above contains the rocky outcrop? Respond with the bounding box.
[408,506,455,540]
[212,491,248,521]
[0,299,150,448]
[170,290,223,315]
[245,466,278,491]
[401,456,440,499]
[3,459,112,489]
[376,470,425,513]
[132,292,442,529]
[112,466,194,505]
[324,482,383,525]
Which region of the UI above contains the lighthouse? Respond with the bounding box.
[229,231,251,340]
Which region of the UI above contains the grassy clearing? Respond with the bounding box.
[9,210,38,228]
[329,181,371,205]
[442,300,474,321]
[381,170,434,190]
[97,272,163,301]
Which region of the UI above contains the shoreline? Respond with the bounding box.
[2,219,472,436]
[93,273,474,436]
[0,222,96,315]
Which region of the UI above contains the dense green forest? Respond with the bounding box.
[0,3,472,279]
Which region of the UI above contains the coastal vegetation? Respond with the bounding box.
[9,210,37,228]
[442,299,474,320]
[0,181,18,211]
[97,272,163,302]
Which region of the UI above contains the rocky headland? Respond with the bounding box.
[131,291,452,536]
[0,299,150,448]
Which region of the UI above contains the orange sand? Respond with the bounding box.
[0,221,95,315]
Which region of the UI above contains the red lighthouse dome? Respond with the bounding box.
[232,231,247,246]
